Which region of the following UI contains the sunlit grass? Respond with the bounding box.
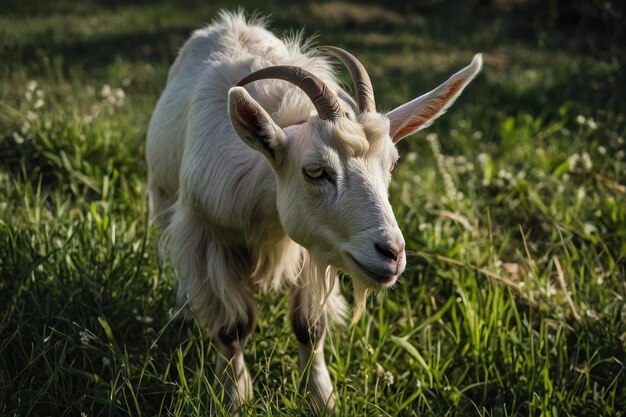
[1,1,624,416]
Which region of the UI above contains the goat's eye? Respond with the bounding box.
[304,166,325,180]
[390,160,397,173]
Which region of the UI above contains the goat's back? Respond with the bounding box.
[146,12,308,230]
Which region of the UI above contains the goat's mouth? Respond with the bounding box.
[343,253,398,290]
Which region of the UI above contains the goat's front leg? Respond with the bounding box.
[215,313,255,412]
[290,287,335,414]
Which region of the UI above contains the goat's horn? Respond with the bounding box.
[317,46,376,113]
[237,66,342,121]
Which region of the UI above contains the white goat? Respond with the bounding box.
[147,10,482,414]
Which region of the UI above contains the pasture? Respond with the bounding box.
[1,1,624,415]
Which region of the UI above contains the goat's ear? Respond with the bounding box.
[229,86,286,167]
[387,54,483,143]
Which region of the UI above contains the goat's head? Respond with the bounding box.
[228,47,482,293]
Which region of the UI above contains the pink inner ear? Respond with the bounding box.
[394,77,467,140]
[235,97,258,123]
[394,118,425,142]
[233,97,263,140]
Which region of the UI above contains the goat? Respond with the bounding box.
[146,10,482,414]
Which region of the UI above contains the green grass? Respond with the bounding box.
[1,1,625,416]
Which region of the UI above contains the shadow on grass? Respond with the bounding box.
[5,26,192,71]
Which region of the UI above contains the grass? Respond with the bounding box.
[1,1,625,416]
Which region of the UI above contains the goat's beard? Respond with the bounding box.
[351,278,371,326]
[302,251,372,326]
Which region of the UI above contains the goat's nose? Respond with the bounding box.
[374,241,404,262]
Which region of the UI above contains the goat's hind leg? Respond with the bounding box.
[164,203,255,411]
[202,273,256,410]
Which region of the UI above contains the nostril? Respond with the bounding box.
[375,242,398,261]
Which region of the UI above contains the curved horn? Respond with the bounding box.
[237,66,342,121]
[317,46,376,113]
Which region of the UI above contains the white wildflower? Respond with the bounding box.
[115,88,125,99]
[133,307,154,324]
[27,80,38,92]
[455,155,468,165]
[101,84,112,97]
[12,132,24,144]
[79,330,90,346]
[33,98,45,109]
[374,363,394,386]
[497,169,512,180]
[586,118,597,130]
[375,363,385,378]
[581,152,592,170]
[383,370,394,386]
[583,223,597,235]
[21,121,31,134]
[473,130,483,139]
[575,115,586,125]
[426,132,438,145]
[418,223,431,231]
[597,146,606,155]
[585,308,599,320]
[567,153,579,171]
